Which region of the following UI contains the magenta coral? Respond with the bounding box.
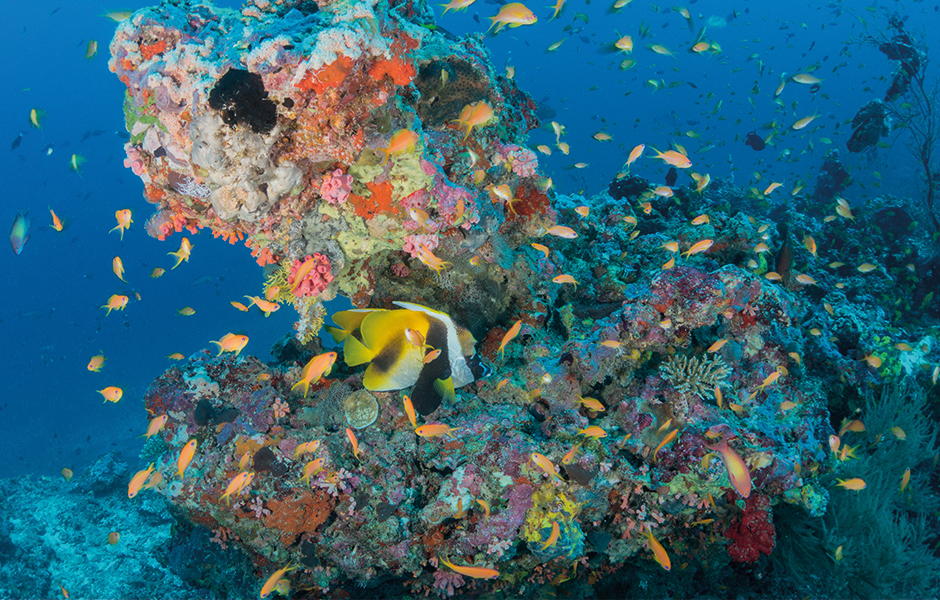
[432,176,478,230]
[724,494,775,563]
[288,253,334,298]
[319,168,353,205]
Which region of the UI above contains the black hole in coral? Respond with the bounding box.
[565,464,597,486]
[194,398,214,427]
[208,69,277,134]
[253,446,287,476]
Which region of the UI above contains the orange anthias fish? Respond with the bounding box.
[417,244,453,274]
[142,414,168,439]
[682,239,714,258]
[244,295,280,317]
[644,527,671,571]
[346,427,361,461]
[113,256,127,282]
[541,520,561,550]
[110,209,133,240]
[438,556,500,580]
[544,225,578,239]
[653,428,679,461]
[291,351,337,397]
[377,129,419,165]
[531,243,550,258]
[168,237,193,269]
[498,320,523,358]
[178,439,197,478]
[49,208,64,232]
[438,0,476,15]
[127,462,156,498]
[300,458,325,485]
[415,423,461,438]
[552,274,578,288]
[293,440,322,459]
[486,2,537,33]
[260,563,299,599]
[403,395,418,429]
[836,478,866,491]
[705,437,752,498]
[10,211,30,255]
[87,354,106,372]
[99,386,123,403]
[219,471,254,505]
[578,426,607,439]
[650,148,692,168]
[576,396,605,412]
[530,452,561,479]
[210,333,249,356]
[626,144,645,168]
[454,101,495,139]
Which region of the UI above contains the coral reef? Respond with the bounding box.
[106,0,940,597]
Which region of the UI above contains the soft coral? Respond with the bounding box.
[724,494,775,563]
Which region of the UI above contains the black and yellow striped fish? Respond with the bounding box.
[326,302,488,415]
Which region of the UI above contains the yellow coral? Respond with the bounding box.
[262,259,298,304]
[522,482,581,546]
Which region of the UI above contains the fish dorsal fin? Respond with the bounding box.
[341,335,375,367]
[328,309,379,343]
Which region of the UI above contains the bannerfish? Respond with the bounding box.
[326,302,488,415]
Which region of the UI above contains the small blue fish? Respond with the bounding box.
[10,211,30,255]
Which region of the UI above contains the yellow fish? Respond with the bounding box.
[111,257,128,282]
[486,3,538,33]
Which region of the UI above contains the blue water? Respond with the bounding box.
[0,0,936,488]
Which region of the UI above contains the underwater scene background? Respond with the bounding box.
[2,0,940,597]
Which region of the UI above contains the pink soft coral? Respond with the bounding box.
[319,168,353,205]
[287,253,334,298]
[123,145,146,176]
[402,234,439,259]
[509,146,538,177]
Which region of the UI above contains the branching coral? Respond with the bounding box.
[660,354,731,399]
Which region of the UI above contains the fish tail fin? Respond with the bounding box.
[290,379,310,398]
[243,296,256,308]
[168,250,184,269]
[210,341,223,356]
[434,377,456,402]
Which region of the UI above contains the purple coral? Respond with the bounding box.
[319,168,353,205]
[432,569,465,597]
